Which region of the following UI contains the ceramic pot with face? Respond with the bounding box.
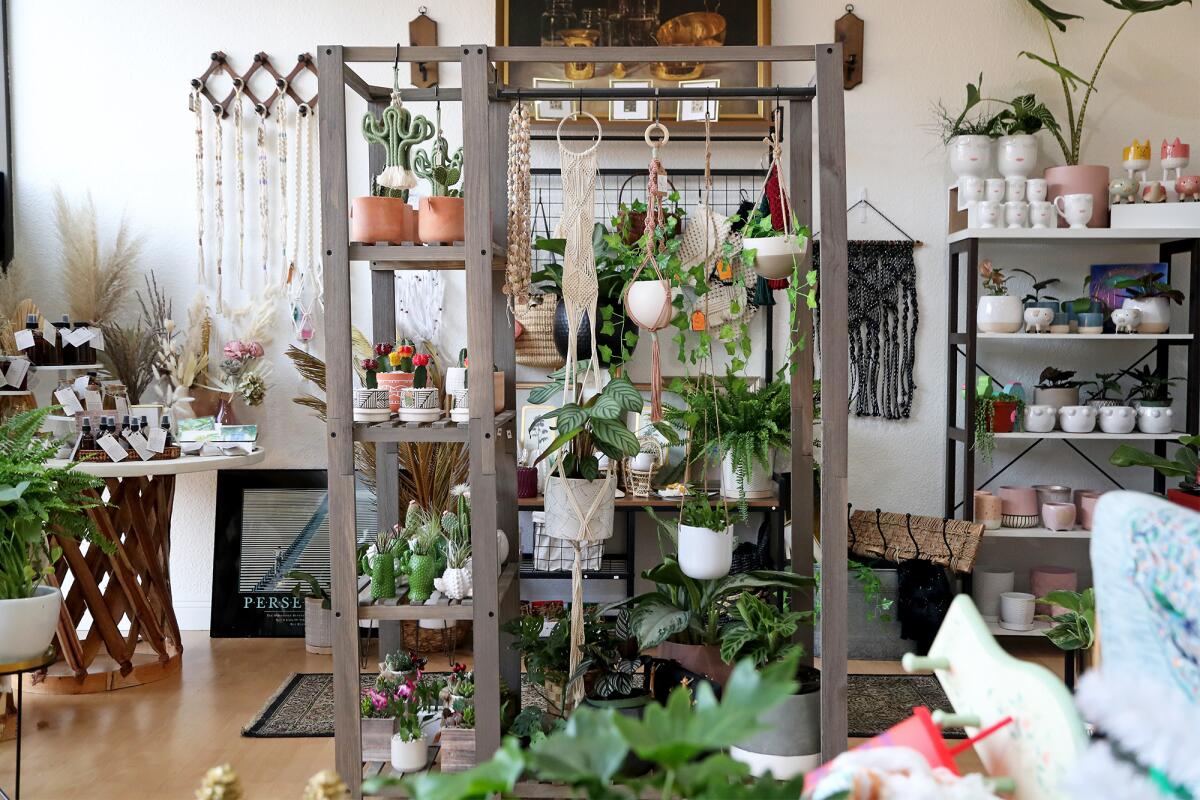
[1123,296,1171,334]
[977,295,1024,333]
[998,135,1038,178]
[1023,404,1057,433]
[1029,200,1054,229]
[975,200,1002,229]
[1098,405,1136,434]
[949,135,993,179]
[1136,405,1174,434]
[1053,192,1095,229]
[1057,405,1097,433]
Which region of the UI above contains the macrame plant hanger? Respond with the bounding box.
[233,80,247,290]
[191,86,207,287]
[505,91,532,310]
[212,100,225,312]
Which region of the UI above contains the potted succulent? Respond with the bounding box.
[352,98,433,244]
[435,484,472,601]
[740,207,810,281]
[1113,272,1183,334]
[397,503,443,604]
[1019,0,1190,227]
[372,341,414,413]
[723,593,820,779]
[398,352,439,422]
[1111,434,1200,511]
[676,493,733,580]
[0,407,107,662]
[354,356,391,423]
[413,114,464,245]
[976,261,1023,333]
[445,350,505,420]
[1126,365,1180,434]
[379,650,427,684]
[360,529,401,600]
[973,376,1022,464]
[439,671,476,772]
[1034,367,1085,409]
[285,570,332,654]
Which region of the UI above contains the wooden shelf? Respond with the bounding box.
[976,333,1192,341]
[354,409,515,443]
[358,562,518,621]
[993,430,1182,441]
[949,227,1200,244]
[517,491,783,510]
[985,526,1091,540]
[351,243,505,270]
[986,620,1052,638]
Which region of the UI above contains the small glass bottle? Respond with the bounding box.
[119,415,131,440]
[23,314,49,366]
[54,315,75,366]
[79,418,96,452]
[73,321,94,365]
[161,415,175,448]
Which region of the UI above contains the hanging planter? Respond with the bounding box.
[742,233,808,280]
[417,196,465,245]
[552,300,636,367]
[677,494,734,580]
[355,78,434,244]
[414,102,465,245]
[625,279,673,331]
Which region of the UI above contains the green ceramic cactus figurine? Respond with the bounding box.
[457,348,469,387]
[414,132,464,197]
[400,502,442,603]
[361,92,434,201]
[361,529,399,600]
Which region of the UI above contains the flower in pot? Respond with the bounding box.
[389,679,429,774]
[353,96,434,244]
[976,261,1023,333]
[972,376,1023,464]
[1112,272,1183,334]
[721,593,820,778]
[373,341,412,413]
[676,493,733,581]
[435,484,472,601]
[414,126,464,245]
[1034,366,1085,410]
[396,502,443,604]
[739,207,810,281]
[1020,0,1190,227]
[398,353,440,422]
[361,529,401,601]
[1112,434,1200,510]
[380,649,427,684]
[0,408,108,662]
[360,678,404,762]
[285,570,332,654]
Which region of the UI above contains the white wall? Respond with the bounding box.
[10,1,1199,627]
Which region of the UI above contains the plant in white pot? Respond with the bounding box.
[976,261,1023,333]
[1126,365,1180,434]
[0,408,108,662]
[739,208,810,281]
[435,484,473,601]
[388,679,430,774]
[1112,272,1183,334]
[285,570,332,654]
[676,493,733,580]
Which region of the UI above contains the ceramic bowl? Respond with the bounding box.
[1098,405,1136,434]
[1057,405,1097,433]
[1022,404,1057,433]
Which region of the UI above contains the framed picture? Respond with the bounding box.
[677,78,720,122]
[610,79,652,121]
[532,77,576,121]
[521,403,558,457]
[497,0,772,123]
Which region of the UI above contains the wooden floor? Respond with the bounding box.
[0,633,1063,798]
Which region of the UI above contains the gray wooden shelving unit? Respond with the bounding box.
[318,44,850,797]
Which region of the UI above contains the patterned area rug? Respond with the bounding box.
[243,672,962,740]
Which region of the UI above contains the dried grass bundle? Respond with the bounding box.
[54,189,142,324]
[101,322,156,403]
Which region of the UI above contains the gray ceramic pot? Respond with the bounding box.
[730,667,821,779]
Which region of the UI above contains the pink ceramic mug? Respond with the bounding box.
[998,486,1039,516]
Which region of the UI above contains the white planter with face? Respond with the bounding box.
[1137,405,1174,434]
[977,295,1023,333]
[1098,406,1136,434]
[950,135,993,179]
[997,134,1038,178]
[1023,404,1057,433]
[1057,405,1097,433]
[1123,297,1171,334]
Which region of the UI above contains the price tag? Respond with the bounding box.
[4,358,28,388]
[66,327,93,347]
[125,431,152,461]
[84,390,103,411]
[54,387,84,415]
[13,329,33,351]
[147,427,167,453]
[115,397,130,420]
[42,319,56,342]
[90,329,105,351]
[97,433,128,462]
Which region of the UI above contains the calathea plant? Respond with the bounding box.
[533,376,644,480]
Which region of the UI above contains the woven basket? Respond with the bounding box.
[515,294,564,369]
[76,445,182,463]
[400,619,471,654]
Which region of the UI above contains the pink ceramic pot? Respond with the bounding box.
[1073,489,1101,518]
[1044,165,1110,228]
[998,486,1038,516]
[1079,493,1100,530]
[1041,502,1077,532]
[1031,565,1077,615]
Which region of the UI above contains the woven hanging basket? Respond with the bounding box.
[543,474,617,543]
[515,293,565,369]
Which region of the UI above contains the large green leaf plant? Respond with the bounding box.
[533,375,644,481]
[1110,434,1200,492]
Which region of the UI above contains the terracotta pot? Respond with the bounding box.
[351,196,414,245]
[493,370,506,413]
[1167,488,1200,513]
[418,196,465,244]
[990,400,1018,433]
[1044,165,1110,228]
[650,641,733,686]
[376,372,414,412]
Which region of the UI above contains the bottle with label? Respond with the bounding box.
[22,314,50,366]
[54,315,75,365]
[86,372,102,392]
[79,418,96,453]
[119,415,131,444]
[161,415,175,448]
[73,321,94,364]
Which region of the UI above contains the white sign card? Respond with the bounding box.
[54,387,84,415]
[97,433,128,462]
[125,431,153,461]
[147,427,167,453]
[13,329,33,351]
[4,358,28,388]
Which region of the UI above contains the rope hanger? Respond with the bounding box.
[814,196,923,247]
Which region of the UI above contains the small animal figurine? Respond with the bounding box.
[1161,138,1191,182]
[1123,138,1151,179]
[1111,307,1142,334]
[1023,307,1053,334]
[1176,175,1200,202]
[1109,177,1139,205]
[1143,182,1168,203]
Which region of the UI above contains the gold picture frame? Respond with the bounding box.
[496,0,772,124]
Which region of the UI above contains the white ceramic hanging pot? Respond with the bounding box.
[678,524,734,580]
[1137,404,1174,434]
[743,235,807,280]
[391,733,428,773]
[1124,297,1171,334]
[1057,405,1097,434]
[626,279,673,331]
[1098,406,1136,434]
[0,585,61,662]
[977,295,1023,333]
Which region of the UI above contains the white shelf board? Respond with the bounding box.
[0,390,31,396]
[994,430,1181,440]
[29,363,104,372]
[986,620,1052,638]
[977,333,1192,340]
[985,526,1091,540]
[949,227,1200,244]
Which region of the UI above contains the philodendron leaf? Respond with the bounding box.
[527,706,628,790]
[383,737,523,800]
[1019,51,1093,90]
[1102,0,1190,12]
[1022,0,1084,30]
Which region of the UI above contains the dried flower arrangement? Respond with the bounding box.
[54,188,141,326]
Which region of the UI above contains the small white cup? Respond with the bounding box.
[1026,178,1048,202]
[976,200,1002,229]
[1054,193,1094,229]
[985,178,1006,203]
[958,175,985,209]
[999,591,1036,631]
[1029,200,1054,229]
[1004,201,1029,228]
[1004,177,1027,203]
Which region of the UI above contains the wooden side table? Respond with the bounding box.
[28,450,265,694]
[0,647,57,799]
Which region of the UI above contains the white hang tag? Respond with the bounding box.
[147,427,167,453]
[4,358,28,388]
[42,320,56,342]
[84,390,103,412]
[54,387,84,415]
[97,433,129,462]
[115,397,130,419]
[13,329,33,351]
[67,328,94,347]
[125,431,153,461]
[90,329,105,352]
[73,375,89,393]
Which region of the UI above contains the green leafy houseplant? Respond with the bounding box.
[979,260,1016,296]
[1017,0,1191,166]
[1112,272,1185,305]
[1036,588,1095,651]
[0,407,108,600]
[1037,366,1086,391]
[679,492,730,532]
[719,593,811,667]
[1111,434,1200,493]
[1124,365,1179,406]
[1084,371,1124,404]
[568,609,645,703]
[1013,268,1060,305]
[932,74,1059,143]
[532,375,644,480]
[285,570,330,610]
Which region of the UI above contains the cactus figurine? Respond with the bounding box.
[361,529,399,600]
[414,105,464,198]
[399,502,442,603]
[361,91,434,201]
[394,338,416,373]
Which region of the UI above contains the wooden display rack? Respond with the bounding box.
[318,43,849,797]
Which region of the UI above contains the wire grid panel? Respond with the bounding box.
[529,168,763,271]
[530,511,605,571]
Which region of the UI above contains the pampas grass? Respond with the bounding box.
[101,322,157,404]
[54,189,142,325]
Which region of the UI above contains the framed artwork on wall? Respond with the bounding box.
[532,77,577,121]
[497,0,771,123]
[677,78,719,121]
[610,79,652,121]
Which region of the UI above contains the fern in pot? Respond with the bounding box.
[0,408,108,661]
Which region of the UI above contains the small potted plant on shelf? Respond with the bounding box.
[439,669,476,772]
[739,207,810,281]
[1125,365,1180,434]
[434,484,472,601]
[397,502,443,604]
[0,407,108,662]
[379,650,427,684]
[360,676,405,762]
[398,352,440,422]
[360,529,401,600]
[1084,372,1124,409]
[355,356,391,423]
[414,129,464,245]
[285,570,332,654]
[501,613,572,716]
[722,593,820,779]
[1016,269,1060,312]
[1112,271,1184,334]
[1111,434,1200,511]
[976,261,1024,333]
[933,73,1000,180]
[353,100,433,245]
[372,341,412,413]
[973,376,1022,463]
[676,492,733,580]
[1035,587,1097,674]
[445,350,505,421]
[388,679,430,774]
[1034,367,1086,409]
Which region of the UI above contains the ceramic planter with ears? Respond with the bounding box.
[1023,404,1057,433]
[1098,406,1136,434]
[1057,405,1097,433]
[1137,405,1174,434]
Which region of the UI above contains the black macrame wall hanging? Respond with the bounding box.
[814,239,919,419]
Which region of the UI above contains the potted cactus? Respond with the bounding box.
[435,485,473,601]
[351,94,434,245]
[372,342,413,413]
[355,356,392,423]
[414,124,464,245]
[398,352,439,422]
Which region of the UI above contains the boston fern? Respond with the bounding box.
[0,407,109,599]
[533,375,644,480]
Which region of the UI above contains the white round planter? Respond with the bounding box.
[977,295,1023,333]
[1124,297,1171,333]
[1098,406,1136,434]
[353,388,392,423]
[625,279,673,330]
[743,235,806,280]
[1034,386,1080,411]
[303,596,332,654]
[971,568,1014,622]
[997,134,1038,178]
[1057,405,1097,434]
[0,585,62,662]
[543,476,616,543]
[678,524,734,580]
[949,135,993,179]
[721,452,774,499]
[1022,405,1057,433]
[391,733,428,773]
[1137,404,1174,434]
[444,367,468,394]
[434,564,473,600]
